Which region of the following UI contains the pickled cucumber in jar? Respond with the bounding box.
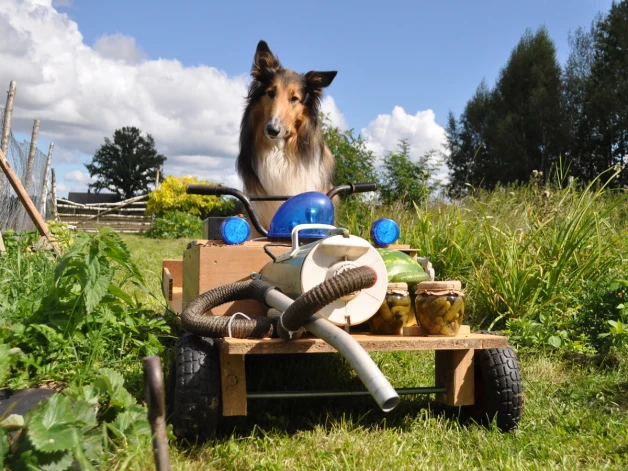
[369,282,416,335]
[414,281,464,336]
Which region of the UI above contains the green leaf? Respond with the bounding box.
[107,283,135,306]
[38,450,75,471]
[547,336,562,348]
[84,273,111,314]
[72,399,98,431]
[28,416,75,453]
[25,394,78,453]
[0,427,8,467]
[2,413,25,431]
[94,368,134,409]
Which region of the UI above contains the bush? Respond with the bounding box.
[145,210,203,239]
[146,175,236,219]
[0,228,171,389]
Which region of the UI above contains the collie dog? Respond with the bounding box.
[236,40,337,230]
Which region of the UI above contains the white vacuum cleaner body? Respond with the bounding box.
[259,224,388,326]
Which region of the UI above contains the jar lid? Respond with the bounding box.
[387,282,409,296]
[415,280,463,295]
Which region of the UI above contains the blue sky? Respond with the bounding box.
[4,0,614,197]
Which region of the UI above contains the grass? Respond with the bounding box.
[114,232,628,471]
[119,234,194,311]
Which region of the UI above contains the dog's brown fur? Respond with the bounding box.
[236,40,337,231]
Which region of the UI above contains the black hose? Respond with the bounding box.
[180,280,277,339]
[181,267,377,340]
[277,266,378,340]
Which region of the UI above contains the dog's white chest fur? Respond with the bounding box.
[252,140,327,230]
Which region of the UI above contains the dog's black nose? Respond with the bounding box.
[265,124,280,138]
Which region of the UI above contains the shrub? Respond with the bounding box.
[0,228,171,389]
[146,175,236,219]
[145,210,203,239]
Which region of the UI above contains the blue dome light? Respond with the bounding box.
[268,192,335,239]
[220,216,251,245]
[371,218,400,246]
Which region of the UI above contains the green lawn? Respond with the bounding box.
[118,234,628,471]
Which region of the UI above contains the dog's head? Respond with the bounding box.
[247,40,337,141]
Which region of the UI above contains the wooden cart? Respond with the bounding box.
[161,239,523,440]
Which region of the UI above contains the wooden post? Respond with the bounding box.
[1,81,17,194]
[23,119,40,192]
[51,168,58,220]
[40,142,54,217]
[0,148,61,254]
[1,81,16,157]
[434,349,475,406]
[0,81,17,252]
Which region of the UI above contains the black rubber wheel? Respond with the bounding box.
[168,333,222,443]
[461,330,524,432]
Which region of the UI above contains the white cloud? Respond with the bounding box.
[64,169,94,185]
[51,0,71,7]
[361,106,450,183]
[1,0,249,190]
[93,33,146,65]
[3,0,449,197]
[320,96,347,130]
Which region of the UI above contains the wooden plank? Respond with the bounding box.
[182,244,200,311]
[0,148,61,254]
[182,241,291,316]
[162,259,183,288]
[222,333,508,355]
[219,347,247,416]
[434,349,475,406]
[170,288,182,315]
[162,267,173,301]
[75,194,149,224]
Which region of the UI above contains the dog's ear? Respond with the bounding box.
[252,40,281,81]
[305,71,337,90]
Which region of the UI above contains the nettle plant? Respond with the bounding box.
[0,228,171,389]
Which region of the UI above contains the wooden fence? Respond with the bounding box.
[56,194,154,233]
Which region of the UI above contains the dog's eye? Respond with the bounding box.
[267,89,276,98]
[290,96,299,103]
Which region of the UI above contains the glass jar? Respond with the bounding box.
[415,281,465,336]
[369,283,415,335]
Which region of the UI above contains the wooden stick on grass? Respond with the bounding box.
[0,147,61,254]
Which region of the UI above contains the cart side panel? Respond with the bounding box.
[182,240,291,316]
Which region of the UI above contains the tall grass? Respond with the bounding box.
[337,167,628,351]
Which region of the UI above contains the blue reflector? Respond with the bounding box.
[220,217,251,245]
[371,218,400,246]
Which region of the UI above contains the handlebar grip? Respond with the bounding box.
[352,183,378,193]
[186,184,223,195]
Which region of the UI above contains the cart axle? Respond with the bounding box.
[246,387,445,400]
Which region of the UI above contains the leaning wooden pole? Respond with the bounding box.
[23,119,40,192]
[40,142,54,217]
[0,148,61,254]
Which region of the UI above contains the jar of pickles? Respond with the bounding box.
[415,281,465,336]
[369,283,416,335]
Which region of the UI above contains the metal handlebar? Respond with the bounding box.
[185,182,378,237]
